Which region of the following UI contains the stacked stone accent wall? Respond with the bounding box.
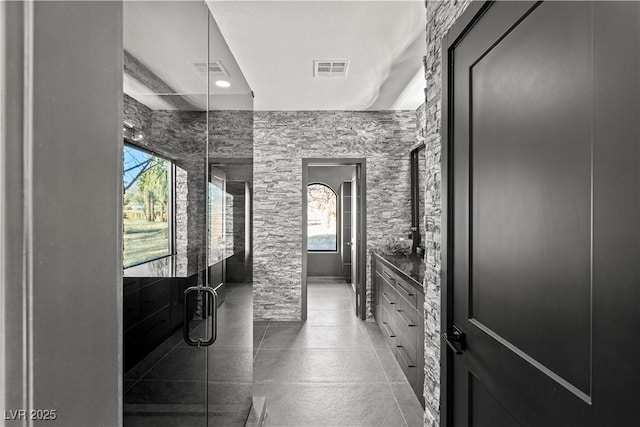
[423,2,472,426]
[151,110,207,264]
[209,110,254,158]
[253,111,416,321]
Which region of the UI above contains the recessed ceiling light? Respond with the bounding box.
[215,80,231,88]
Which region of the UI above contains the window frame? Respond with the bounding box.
[123,140,176,268]
[306,182,339,253]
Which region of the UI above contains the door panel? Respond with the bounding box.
[470,1,591,395]
[206,11,255,427]
[122,2,210,425]
[469,374,520,427]
[445,2,640,426]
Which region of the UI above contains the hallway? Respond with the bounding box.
[253,277,423,427]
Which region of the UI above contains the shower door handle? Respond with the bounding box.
[183,286,218,347]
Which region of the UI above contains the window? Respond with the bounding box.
[123,144,173,267]
[307,183,337,251]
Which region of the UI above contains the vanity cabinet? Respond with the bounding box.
[123,256,228,372]
[372,252,425,407]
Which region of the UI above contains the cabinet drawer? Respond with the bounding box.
[393,326,417,364]
[381,303,399,339]
[395,295,419,327]
[394,277,418,310]
[394,311,418,351]
[394,344,417,389]
[381,284,398,309]
[378,264,397,285]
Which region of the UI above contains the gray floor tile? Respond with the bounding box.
[208,323,253,348]
[390,382,424,427]
[142,347,205,381]
[125,379,208,404]
[306,308,360,327]
[253,326,267,349]
[124,403,249,427]
[263,320,305,328]
[362,321,392,349]
[260,325,371,349]
[142,346,252,384]
[123,412,205,427]
[374,345,410,384]
[124,379,138,394]
[126,344,174,380]
[307,297,354,312]
[254,281,425,426]
[208,347,253,383]
[253,383,407,427]
[254,348,387,384]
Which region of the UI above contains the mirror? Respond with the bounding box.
[410,142,426,254]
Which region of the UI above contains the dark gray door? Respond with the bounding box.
[444,2,640,426]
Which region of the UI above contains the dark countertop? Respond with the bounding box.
[372,251,426,291]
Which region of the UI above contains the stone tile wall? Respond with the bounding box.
[416,102,427,248]
[423,2,472,426]
[209,110,254,159]
[151,110,207,264]
[253,111,416,321]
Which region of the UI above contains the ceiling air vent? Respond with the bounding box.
[314,60,349,78]
[189,59,229,77]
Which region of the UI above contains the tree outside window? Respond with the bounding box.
[307,183,337,251]
[123,144,172,267]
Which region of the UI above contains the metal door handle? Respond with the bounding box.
[443,325,465,354]
[183,286,218,347]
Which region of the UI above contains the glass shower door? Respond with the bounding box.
[205,10,255,427]
[122,2,255,426]
[122,2,211,426]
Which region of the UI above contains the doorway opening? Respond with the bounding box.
[302,159,367,321]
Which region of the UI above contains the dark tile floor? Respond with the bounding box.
[123,278,424,426]
[123,282,254,427]
[253,277,424,427]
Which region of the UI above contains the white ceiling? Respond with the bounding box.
[123,1,426,112]
[123,0,253,111]
[207,0,426,111]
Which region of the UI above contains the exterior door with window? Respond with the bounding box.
[444,2,640,426]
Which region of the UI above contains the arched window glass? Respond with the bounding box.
[307,183,337,251]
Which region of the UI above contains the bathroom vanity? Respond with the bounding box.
[372,251,426,407]
[123,252,228,371]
